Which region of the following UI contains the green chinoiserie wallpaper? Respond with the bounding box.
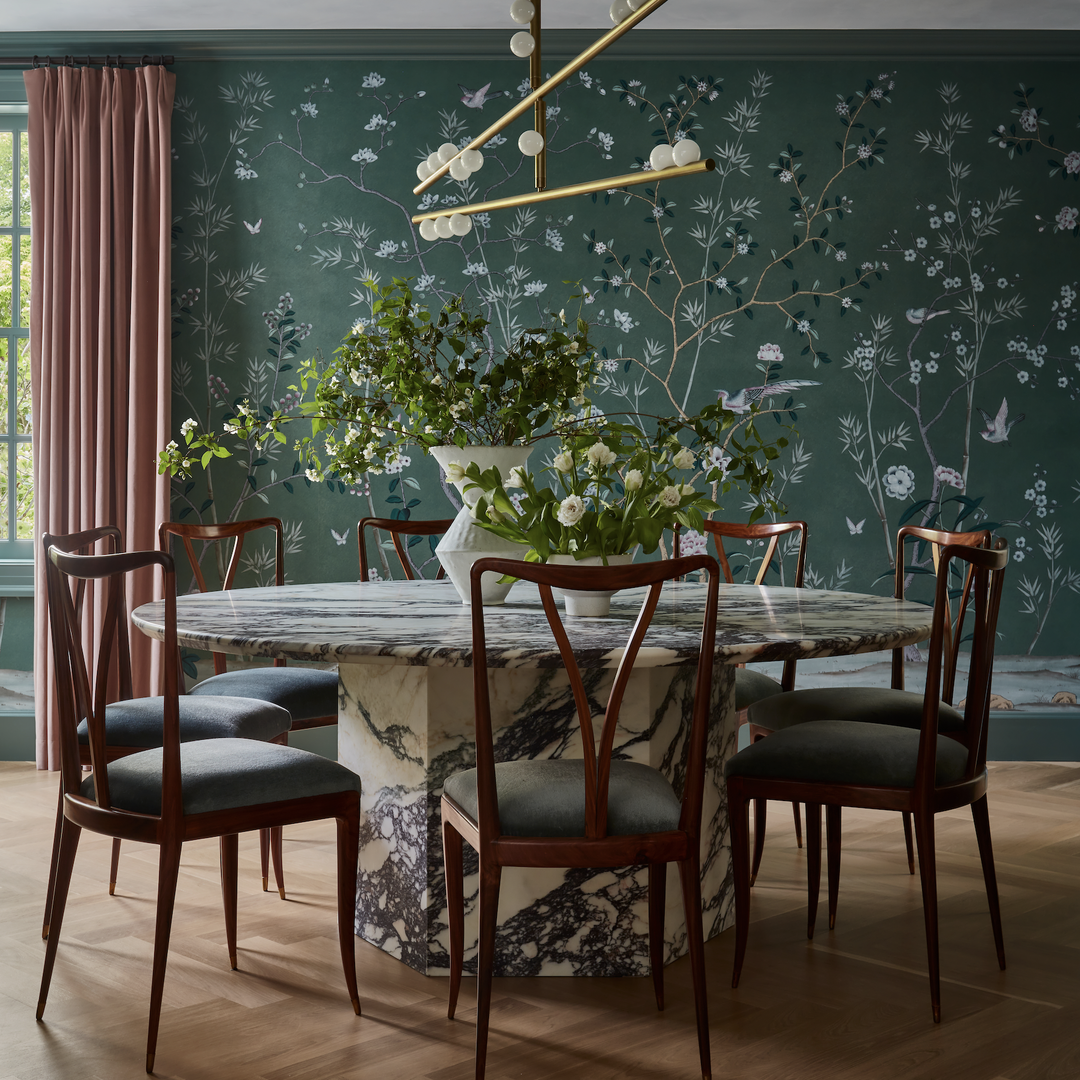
[167,46,1079,665]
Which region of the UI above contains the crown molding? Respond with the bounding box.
[1,28,1079,67]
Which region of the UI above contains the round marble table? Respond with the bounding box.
[133,577,934,978]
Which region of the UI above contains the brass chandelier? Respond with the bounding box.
[411,0,714,237]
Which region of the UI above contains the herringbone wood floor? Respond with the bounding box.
[2,760,1078,1080]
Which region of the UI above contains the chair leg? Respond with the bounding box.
[443,819,465,1020]
[336,809,362,1016]
[805,803,822,940]
[912,808,941,1023]
[971,796,1006,971]
[260,828,270,892]
[109,838,122,896]
[791,801,803,849]
[677,852,712,1080]
[728,782,752,989]
[648,862,666,1011]
[220,834,239,970]
[42,781,65,939]
[145,838,183,1074]
[473,861,503,1080]
[825,805,841,931]
[37,814,81,1020]
[749,797,767,886]
[902,811,916,875]
[270,827,286,900]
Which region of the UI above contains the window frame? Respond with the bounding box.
[0,104,33,591]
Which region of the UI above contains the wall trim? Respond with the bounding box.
[1,29,1079,65]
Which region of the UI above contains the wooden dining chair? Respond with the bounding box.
[40,527,292,940]
[441,554,721,1080]
[39,543,363,1073]
[160,517,340,897]
[677,519,809,851]
[727,539,1009,1022]
[747,524,992,882]
[357,516,453,581]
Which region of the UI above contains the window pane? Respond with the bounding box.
[19,131,30,228]
[15,441,32,539]
[0,233,11,329]
[17,233,29,327]
[0,338,8,435]
[0,442,7,541]
[0,131,11,227]
[16,337,30,435]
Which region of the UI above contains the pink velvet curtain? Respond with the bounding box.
[25,65,175,770]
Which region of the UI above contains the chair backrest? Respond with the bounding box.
[684,520,808,589]
[914,539,1008,791]
[42,527,132,707]
[45,541,180,818]
[894,525,992,702]
[468,555,721,842]
[679,519,807,692]
[358,517,453,581]
[159,518,285,675]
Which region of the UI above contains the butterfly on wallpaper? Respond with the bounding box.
[243,218,262,234]
[846,516,865,535]
[331,528,349,546]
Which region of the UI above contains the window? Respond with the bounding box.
[0,106,33,573]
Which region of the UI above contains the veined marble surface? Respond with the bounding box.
[134,579,934,977]
[134,578,934,669]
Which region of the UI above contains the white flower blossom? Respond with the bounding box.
[658,485,681,508]
[556,495,586,526]
[624,469,643,491]
[445,461,466,483]
[553,451,574,473]
[672,447,695,470]
[884,464,916,499]
[587,441,617,467]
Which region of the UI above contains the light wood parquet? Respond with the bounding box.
[2,760,1078,1080]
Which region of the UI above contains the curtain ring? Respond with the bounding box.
[141,54,149,67]
[32,55,40,68]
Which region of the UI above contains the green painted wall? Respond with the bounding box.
[168,46,1080,656]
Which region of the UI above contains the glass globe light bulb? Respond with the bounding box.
[610,0,632,23]
[426,151,443,172]
[437,142,460,164]
[434,216,454,239]
[518,129,545,157]
[419,218,438,241]
[448,156,471,181]
[461,148,484,173]
[416,160,433,182]
[649,143,676,171]
[672,139,702,167]
[510,31,535,57]
[449,213,473,236]
[509,0,535,24]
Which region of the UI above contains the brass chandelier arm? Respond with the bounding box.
[412,0,671,196]
[411,158,715,222]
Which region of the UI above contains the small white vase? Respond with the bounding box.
[547,553,635,617]
[429,444,532,605]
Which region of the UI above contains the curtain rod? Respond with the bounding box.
[0,55,174,68]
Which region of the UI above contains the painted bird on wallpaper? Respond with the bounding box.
[459,83,510,109]
[716,380,821,414]
[978,397,1025,444]
[905,306,950,324]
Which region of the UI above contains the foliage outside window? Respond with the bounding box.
[0,108,33,557]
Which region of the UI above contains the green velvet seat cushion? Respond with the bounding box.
[723,719,970,788]
[735,667,784,711]
[78,694,292,748]
[188,666,339,723]
[443,758,682,837]
[747,686,965,734]
[79,738,362,816]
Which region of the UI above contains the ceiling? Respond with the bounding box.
[6,0,1080,32]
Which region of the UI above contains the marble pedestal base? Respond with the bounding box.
[337,662,737,977]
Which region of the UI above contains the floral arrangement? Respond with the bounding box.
[159,277,597,483]
[457,426,722,562]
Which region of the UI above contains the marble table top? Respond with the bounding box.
[133,578,935,670]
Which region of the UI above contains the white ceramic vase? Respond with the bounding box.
[428,444,532,605]
[547,553,635,617]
